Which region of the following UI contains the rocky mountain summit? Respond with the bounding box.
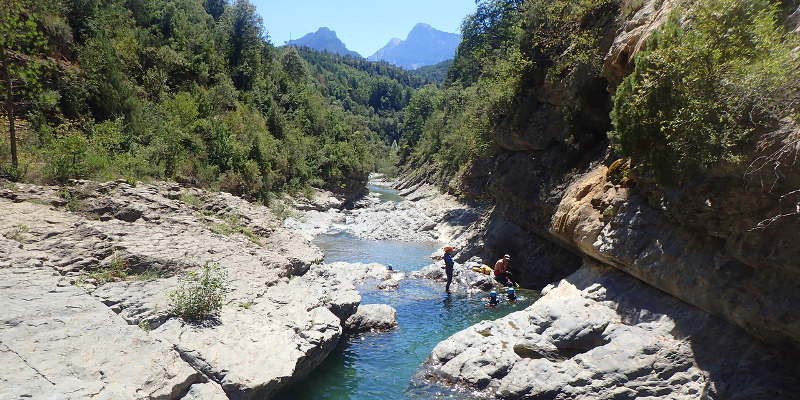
[368,23,460,69]
[287,27,362,58]
[0,179,391,399]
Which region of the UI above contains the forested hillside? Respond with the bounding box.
[0,0,393,201]
[410,59,453,85]
[294,47,432,144]
[399,0,800,200]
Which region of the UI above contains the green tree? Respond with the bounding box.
[225,0,266,90]
[0,0,48,172]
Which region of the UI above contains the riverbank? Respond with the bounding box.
[279,177,540,399]
[0,176,517,400]
[3,174,797,400]
[0,179,371,399]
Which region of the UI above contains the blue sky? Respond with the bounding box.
[252,0,477,57]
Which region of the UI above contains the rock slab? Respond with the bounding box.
[344,304,398,333]
[424,261,800,399]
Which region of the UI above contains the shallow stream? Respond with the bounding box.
[278,185,538,399]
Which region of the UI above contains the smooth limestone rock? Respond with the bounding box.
[377,277,401,290]
[0,257,202,400]
[550,165,800,351]
[154,305,342,400]
[182,382,229,400]
[344,304,398,333]
[412,264,496,292]
[424,262,799,399]
[603,0,674,85]
[0,180,354,400]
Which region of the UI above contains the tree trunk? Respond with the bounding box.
[3,58,17,170]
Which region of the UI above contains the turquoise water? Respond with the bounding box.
[368,183,405,203]
[277,187,538,400]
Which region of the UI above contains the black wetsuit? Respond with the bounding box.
[443,252,454,293]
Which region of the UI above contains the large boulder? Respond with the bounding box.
[344,304,398,333]
[424,261,800,399]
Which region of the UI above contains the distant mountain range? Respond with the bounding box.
[286,23,461,70]
[287,27,361,58]
[368,23,461,70]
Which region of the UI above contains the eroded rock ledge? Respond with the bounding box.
[0,179,365,399]
[425,261,800,399]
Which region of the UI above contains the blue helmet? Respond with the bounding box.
[490,290,497,298]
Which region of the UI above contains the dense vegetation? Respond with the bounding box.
[294,46,432,144]
[398,0,799,190]
[611,0,800,182]
[410,60,453,85]
[399,0,611,182]
[0,0,396,201]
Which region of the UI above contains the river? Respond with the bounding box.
[277,184,539,399]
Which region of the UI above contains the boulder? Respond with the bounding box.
[114,205,143,222]
[412,264,498,292]
[344,304,398,333]
[377,278,400,290]
[424,261,800,399]
[154,305,342,399]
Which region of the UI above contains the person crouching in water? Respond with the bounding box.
[494,254,519,287]
[506,287,517,303]
[485,290,499,308]
[443,246,455,293]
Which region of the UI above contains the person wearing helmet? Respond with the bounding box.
[506,287,517,303]
[494,254,519,287]
[485,290,499,308]
[442,246,455,293]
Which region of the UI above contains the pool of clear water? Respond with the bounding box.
[368,183,405,203]
[276,187,539,400]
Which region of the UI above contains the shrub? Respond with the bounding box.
[44,130,89,183]
[180,192,203,208]
[169,262,227,321]
[610,0,800,182]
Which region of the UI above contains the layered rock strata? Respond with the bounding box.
[425,262,800,399]
[0,180,363,399]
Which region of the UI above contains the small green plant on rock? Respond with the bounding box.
[87,254,130,283]
[169,262,228,321]
[269,200,295,221]
[58,189,84,212]
[138,320,152,332]
[4,224,29,242]
[180,192,203,208]
[208,213,262,246]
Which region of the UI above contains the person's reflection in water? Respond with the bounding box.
[442,293,454,311]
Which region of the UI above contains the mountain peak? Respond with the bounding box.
[288,27,361,58]
[368,24,461,70]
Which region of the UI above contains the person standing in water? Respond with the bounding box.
[443,246,455,293]
[494,254,519,287]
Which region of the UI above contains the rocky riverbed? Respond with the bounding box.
[0,179,404,400]
[3,174,798,400]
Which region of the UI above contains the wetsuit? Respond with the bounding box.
[443,252,454,293]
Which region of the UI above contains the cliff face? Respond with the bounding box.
[444,0,800,352]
